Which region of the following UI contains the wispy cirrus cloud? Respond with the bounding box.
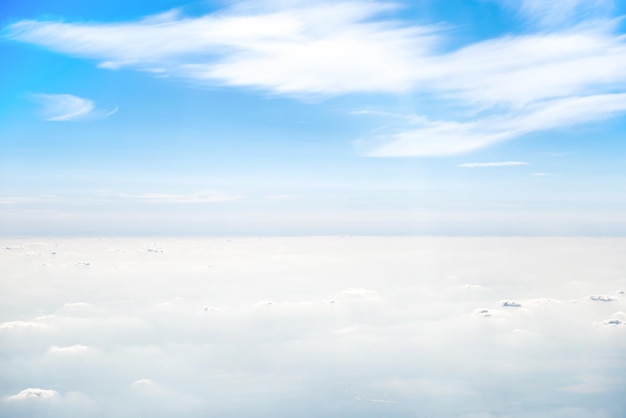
[364,93,626,156]
[119,191,242,203]
[459,162,528,168]
[8,2,433,95]
[6,1,626,155]
[32,93,117,122]
[498,0,616,28]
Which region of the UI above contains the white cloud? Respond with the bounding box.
[365,93,626,156]
[7,2,434,96]
[2,238,626,417]
[32,93,117,122]
[476,308,493,317]
[6,388,59,401]
[527,298,564,305]
[589,295,615,302]
[10,3,625,105]
[6,2,626,155]
[119,191,242,203]
[0,320,47,330]
[370,398,398,404]
[49,344,89,353]
[459,162,528,168]
[502,0,616,28]
[598,311,626,326]
[500,300,522,307]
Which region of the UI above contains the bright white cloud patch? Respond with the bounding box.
[7,2,430,95]
[32,94,117,122]
[6,388,59,401]
[48,344,89,353]
[0,320,47,330]
[6,1,626,155]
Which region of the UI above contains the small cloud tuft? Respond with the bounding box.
[476,309,492,317]
[6,388,59,401]
[589,295,614,302]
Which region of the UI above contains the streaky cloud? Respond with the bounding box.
[365,93,626,156]
[32,93,117,122]
[499,0,616,28]
[459,162,529,168]
[119,190,243,203]
[5,2,626,155]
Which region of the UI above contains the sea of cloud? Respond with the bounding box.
[1,237,624,417]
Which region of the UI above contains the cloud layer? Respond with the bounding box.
[1,237,625,418]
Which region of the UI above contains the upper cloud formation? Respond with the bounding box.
[32,93,117,122]
[6,0,626,155]
[8,2,427,95]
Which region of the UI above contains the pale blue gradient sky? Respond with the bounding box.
[2,0,626,235]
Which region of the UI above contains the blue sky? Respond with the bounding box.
[2,0,626,235]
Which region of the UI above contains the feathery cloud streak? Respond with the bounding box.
[365,93,626,156]
[6,1,626,154]
[119,191,243,203]
[459,162,528,168]
[33,94,117,122]
[7,2,431,95]
[498,0,616,28]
